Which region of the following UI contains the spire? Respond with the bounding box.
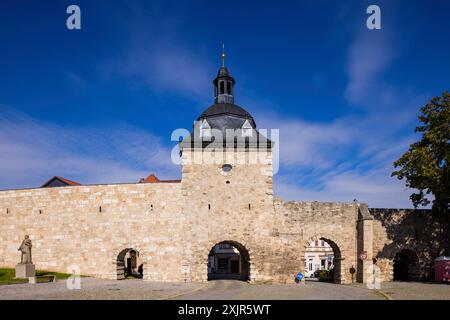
[221,43,226,67]
[214,45,235,104]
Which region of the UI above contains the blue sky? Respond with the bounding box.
[1,0,449,207]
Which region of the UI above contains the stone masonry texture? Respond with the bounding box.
[0,148,444,284]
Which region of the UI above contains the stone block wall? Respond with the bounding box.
[180,149,297,283]
[0,183,185,281]
[274,199,360,284]
[371,208,442,282]
[0,147,442,285]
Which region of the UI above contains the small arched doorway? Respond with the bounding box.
[393,249,420,281]
[207,241,250,281]
[117,248,143,280]
[304,237,342,283]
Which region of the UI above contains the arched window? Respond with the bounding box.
[220,81,225,94]
[227,81,231,94]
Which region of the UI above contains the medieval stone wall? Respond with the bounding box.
[370,208,441,282]
[274,199,360,284]
[0,183,185,281]
[0,151,441,284]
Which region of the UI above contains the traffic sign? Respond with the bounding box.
[359,251,368,261]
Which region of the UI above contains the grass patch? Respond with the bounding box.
[35,270,72,280]
[0,268,28,285]
[0,268,75,285]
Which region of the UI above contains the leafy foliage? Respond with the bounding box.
[392,91,450,212]
[392,91,449,254]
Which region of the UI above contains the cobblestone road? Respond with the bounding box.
[0,278,449,300]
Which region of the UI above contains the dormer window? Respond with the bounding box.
[200,119,211,139]
[242,120,253,137]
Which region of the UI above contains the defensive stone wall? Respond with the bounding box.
[0,183,184,281]
[370,208,442,282]
[274,199,360,283]
[0,169,442,285]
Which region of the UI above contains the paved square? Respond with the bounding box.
[1,279,449,300]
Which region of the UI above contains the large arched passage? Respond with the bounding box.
[117,248,143,280]
[393,249,420,281]
[304,237,342,284]
[207,241,250,281]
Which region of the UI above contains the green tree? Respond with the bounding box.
[392,91,450,256]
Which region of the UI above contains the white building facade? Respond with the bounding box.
[304,240,334,278]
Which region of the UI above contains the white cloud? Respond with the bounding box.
[274,165,414,208]
[119,41,214,100]
[104,4,216,102]
[61,70,87,87]
[345,31,396,106]
[256,108,421,208]
[0,108,179,190]
[260,116,354,169]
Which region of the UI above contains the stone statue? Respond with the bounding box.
[18,235,32,264]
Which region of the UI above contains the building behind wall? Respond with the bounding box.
[304,240,334,278]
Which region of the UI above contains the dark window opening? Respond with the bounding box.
[222,164,233,173]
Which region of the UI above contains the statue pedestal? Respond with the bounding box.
[15,263,35,278]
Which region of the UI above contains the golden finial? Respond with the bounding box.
[221,43,226,67]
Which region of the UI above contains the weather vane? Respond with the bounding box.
[221,43,226,67]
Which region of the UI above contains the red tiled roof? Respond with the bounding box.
[139,174,181,184]
[41,176,81,188]
[57,176,81,186]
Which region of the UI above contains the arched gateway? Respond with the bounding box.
[393,249,420,281]
[207,241,250,281]
[304,237,343,284]
[116,248,143,280]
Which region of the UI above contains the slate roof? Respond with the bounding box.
[40,176,81,188]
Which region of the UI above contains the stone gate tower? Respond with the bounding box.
[177,52,303,283]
